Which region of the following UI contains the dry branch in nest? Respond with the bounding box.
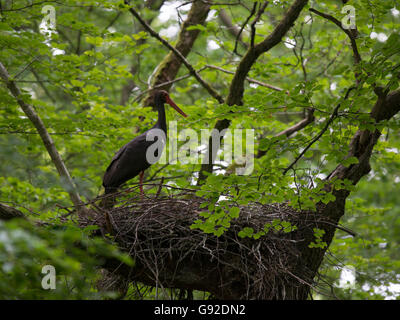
[82,185,331,300]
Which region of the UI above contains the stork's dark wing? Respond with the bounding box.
[105,144,127,173]
[102,133,154,191]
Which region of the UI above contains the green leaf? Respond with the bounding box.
[70,79,85,87]
[229,207,240,218]
[342,156,359,168]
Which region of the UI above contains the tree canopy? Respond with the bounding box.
[0,0,399,300]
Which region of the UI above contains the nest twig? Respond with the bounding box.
[81,185,331,299]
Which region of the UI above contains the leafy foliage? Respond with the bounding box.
[0,218,133,299]
[0,0,399,299]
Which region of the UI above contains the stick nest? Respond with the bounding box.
[83,185,324,299]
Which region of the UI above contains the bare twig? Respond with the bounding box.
[233,2,257,56]
[13,57,39,79]
[30,67,57,103]
[0,0,63,12]
[133,66,208,103]
[250,1,269,48]
[205,64,285,92]
[283,86,356,175]
[155,177,165,198]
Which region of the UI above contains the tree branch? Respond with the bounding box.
[205,64,284,92]
[125,0,224,104]
[283,87,356,175]
[275,108,315,138]
[0,203,25,220]
[293,88,400,289]
[198,0,309,184]
[0,62,86,215]
[257,108,315,159]
[218,9,248,51]
[120,0,165,105]
[250,1,269,48]
[309,8,361,65]
[133,66,208,102]
[233,2,257,56]
[328,88,400,184]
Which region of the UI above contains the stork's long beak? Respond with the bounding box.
[165,96,188,118]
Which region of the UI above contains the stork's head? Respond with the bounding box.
[153,90,188,118]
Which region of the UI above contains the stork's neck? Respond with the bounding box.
[154,100,167,133]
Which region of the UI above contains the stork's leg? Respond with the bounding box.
[139,170,144,199]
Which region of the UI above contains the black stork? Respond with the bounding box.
[102,90,187,197]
